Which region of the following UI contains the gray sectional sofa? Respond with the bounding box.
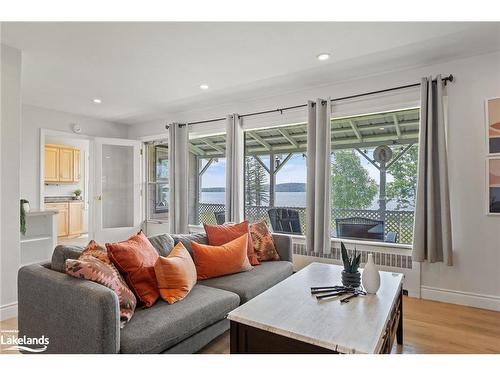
[17,232,294,354]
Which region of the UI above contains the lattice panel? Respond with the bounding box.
[198,204,415,244]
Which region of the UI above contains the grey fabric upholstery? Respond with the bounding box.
[120,285,239,354]
[18,263,120,353]
[163,319,229,354]
[19,232,294,354]
[147,233,175,256]
[272,233,293,262]
[199,261,293,303]
[51,245,83,273]
[170,233,208,257]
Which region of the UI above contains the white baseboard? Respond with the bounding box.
[0,302,18,321]
[421,286,500,312]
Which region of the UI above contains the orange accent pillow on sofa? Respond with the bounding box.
[154,242,197,304]
[106,231,160,308]
[191,234,253,280]
[203,221,260,266]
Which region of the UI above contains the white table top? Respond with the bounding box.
[228,262,403,354]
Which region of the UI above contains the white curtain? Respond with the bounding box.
[225,114,244,223]
[413,75,453,265]
[168,123,189,233]
[306,99,332,254]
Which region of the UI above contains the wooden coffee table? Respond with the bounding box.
[228,262,403,354]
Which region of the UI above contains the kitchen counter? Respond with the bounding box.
[45,196,82,203]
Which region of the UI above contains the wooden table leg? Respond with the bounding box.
[396,287,403,345]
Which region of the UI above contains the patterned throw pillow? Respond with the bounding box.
[250,221,280,262]
[65,240,137,323]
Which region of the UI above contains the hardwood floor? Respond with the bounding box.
[200,296,500,354]
[2,297,499,354]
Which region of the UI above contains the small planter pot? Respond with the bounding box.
[341,270,361,288]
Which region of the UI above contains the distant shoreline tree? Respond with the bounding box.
[386,145,418,210]
[245,156,269,206]
[331,150,377,209]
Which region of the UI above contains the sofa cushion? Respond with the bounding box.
[154,242,197,304]
[250,221,280,262]
[170,233,208,257]
[147,233,175,257]
[191,234,253,280]
[204,221,260,266]
[120,284,239,354]
[198,261,293,303]
[65,242,137,323]
[106,231,160,308]
[51,245,84,273]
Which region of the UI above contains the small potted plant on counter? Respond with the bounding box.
[341,242,361,288]
[73,189,82,200]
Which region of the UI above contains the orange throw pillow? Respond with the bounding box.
[191,234,253,280]
[204,221,260,266]
[106,231,160,308]
[250,221,280,262]
[154,242,197,304]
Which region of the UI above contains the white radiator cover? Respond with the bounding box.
[292,240,420,298]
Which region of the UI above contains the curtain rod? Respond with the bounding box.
[166,74,453,129]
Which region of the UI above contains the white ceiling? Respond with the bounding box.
[2,22,500,125]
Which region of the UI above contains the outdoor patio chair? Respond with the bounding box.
[214,211,226,225]
[335,217,385,241]
[268,208,302,235]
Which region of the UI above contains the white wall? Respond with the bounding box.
[44,135,90,233]
[21,104,129,209]
[1,44,22,316]
[129,52,500,310]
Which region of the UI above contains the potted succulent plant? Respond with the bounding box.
[340,242,361,288]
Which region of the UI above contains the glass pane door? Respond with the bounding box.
[94,138,142,243]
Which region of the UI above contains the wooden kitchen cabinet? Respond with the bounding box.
[46,201,83,238]
[44,144,81,184]
[68,201,84,237]
[45,202,69,237]
[73,149,81,182]
[44,146,60,183]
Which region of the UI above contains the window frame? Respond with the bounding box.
[145,141,170,223]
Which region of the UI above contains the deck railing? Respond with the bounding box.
[198,202,414,244]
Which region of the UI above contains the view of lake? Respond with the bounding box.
[200,191,407,210]
[201,191,307,207]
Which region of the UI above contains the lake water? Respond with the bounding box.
[201,191,407,210]
[201,192,306,207]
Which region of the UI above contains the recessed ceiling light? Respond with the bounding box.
[92,98,102,104]
[200,84,209,90]
[317,53,331,61]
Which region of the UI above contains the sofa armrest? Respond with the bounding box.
[18,263,120,354]
[272,233,293,263]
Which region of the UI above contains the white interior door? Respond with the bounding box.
[93,137,143,243]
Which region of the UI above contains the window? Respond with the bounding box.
[244,124,307,235]
[146,143,169,221]
[188,133,226,225]
[330,108,419,244]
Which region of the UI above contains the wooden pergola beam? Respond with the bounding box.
[392,114,402,139]
[248,131,272,151]
[202,139,225,154]
[275,153,293,173]
[349,120,363,141]
[189,144,205,156]
[253,155,270,174]
[278,128,300,148]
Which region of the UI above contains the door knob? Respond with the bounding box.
[96,195,102,201]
